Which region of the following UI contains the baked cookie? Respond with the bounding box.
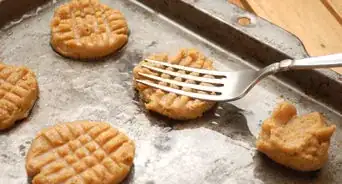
[0,63,38,130]
[256,102,336,171]
[26,121,135,184]
[50,0,128,59]
[133,48,216,120]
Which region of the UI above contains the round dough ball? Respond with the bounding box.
[256,102,336,171]
[50,0,128,59]
[133,48,216,120]
[26,121,135,184]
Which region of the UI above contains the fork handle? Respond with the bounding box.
[278,53,342,71]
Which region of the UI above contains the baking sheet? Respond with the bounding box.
[0,0,341,183]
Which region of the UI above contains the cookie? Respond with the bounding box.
[133,48,216,120]
[0,63,38,130]
[26,121,135,184]
[256,102,336,171]
[50,0,128,59]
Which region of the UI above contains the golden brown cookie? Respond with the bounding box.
[26,121,135,184]
[256,102,336,171]
[133,48,216,120]
[0,63,38,130]
[50,0,128,59]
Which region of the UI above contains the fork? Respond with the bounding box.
[136,54,342,101]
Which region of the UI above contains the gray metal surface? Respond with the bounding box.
[0,0,341,183]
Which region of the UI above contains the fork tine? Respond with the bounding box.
[136,79,226,101]
[145,59,227,76]
[138,72,222,93]
[141,64,224,84]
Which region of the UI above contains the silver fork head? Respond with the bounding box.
[136,59,261,102]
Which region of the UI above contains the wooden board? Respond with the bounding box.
[228,0,342,74]
[228,0,245,10]
[322,0,342,25]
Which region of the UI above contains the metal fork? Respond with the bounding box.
[136,54,342,101]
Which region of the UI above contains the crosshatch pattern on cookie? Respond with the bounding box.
[50,0,128,58]
[26,121,135,184]
[133,49,216,120]
[0,64,38,129]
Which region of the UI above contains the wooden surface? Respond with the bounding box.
[228,0,342,74]
[322,0,342,25]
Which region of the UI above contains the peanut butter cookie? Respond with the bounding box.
[133,48,216,120]
[26,121,135,184]
[0,63,38,130]
[50,0,128,59]
[256,102,336,171]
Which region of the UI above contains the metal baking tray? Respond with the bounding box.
[0,0,341,183]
